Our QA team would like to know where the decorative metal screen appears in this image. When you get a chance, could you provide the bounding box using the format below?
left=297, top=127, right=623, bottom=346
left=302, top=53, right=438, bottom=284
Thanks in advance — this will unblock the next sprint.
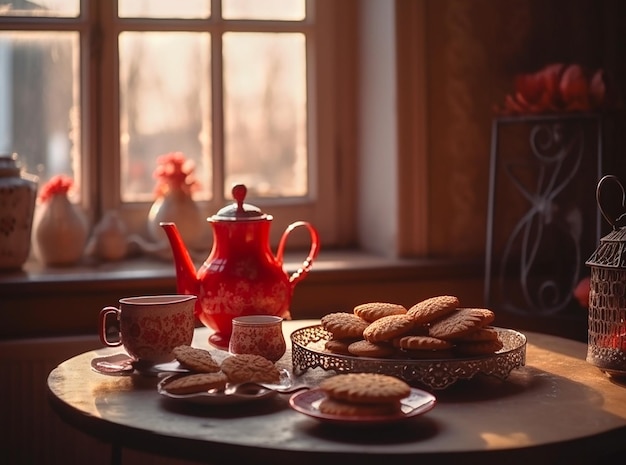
left=484, top=113, right=616, bottom=317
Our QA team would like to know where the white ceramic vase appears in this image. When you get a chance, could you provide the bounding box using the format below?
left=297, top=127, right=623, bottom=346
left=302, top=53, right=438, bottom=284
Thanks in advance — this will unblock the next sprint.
left=147, top=188, right=207, bottom=252
left=85, top=210, right=128, bottom=261
left=33, top=193, right=89, bottom=266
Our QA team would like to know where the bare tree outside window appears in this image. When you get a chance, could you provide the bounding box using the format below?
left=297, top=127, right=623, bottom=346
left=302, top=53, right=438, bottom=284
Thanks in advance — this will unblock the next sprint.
left=0, top=0, right=339, bottom=249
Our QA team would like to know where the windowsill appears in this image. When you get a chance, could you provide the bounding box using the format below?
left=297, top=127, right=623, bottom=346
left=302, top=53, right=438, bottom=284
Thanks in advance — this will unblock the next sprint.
left=1, top=249, right=486, bottom=339
left=1, top=249, right=483, bottom=289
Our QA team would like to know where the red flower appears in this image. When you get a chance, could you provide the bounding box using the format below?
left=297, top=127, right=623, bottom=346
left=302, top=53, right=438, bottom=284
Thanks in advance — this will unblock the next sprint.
left=495, top=63, right=616, bottom=115
left=153, top=152, right=200, bottom=197
left=574, top=276, right=591, bottom=309
left=38, top=175, right=74, bottom=203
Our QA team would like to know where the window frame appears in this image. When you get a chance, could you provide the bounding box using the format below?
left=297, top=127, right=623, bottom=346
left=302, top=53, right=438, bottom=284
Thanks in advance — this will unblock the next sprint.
left=2, top=1, right=435, bottom=258
left=0, top=0, right=356, bottom=251
left=89, top=0, right=353, bottom=248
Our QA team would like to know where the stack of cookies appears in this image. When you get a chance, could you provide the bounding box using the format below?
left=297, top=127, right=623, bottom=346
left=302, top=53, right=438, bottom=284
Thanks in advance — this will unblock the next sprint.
left=317, top=373, right=412, bottom=417
left=162, top=345, right=281, bottom=395
left=320, top=295, right=503, bottom=360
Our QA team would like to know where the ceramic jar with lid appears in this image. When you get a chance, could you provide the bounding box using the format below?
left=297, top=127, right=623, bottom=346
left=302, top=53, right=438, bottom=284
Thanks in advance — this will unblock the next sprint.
left=585, top=175, right=626, bottom=377
left=0, top=153, right=38, bottom=271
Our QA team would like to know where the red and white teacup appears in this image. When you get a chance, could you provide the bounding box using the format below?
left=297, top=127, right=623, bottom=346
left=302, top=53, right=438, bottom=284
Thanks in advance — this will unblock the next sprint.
left=98, top=295, right=197, bottom=364
left=228, top=315, right=286, bottom=362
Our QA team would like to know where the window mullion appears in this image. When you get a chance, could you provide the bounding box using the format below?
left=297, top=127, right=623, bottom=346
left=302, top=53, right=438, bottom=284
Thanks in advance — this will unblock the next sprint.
left=95, top=0, right=121, bottom=217
left=82, top=0, right=105, bottom=222
left=211, top=24, right=225, bottom=206
left=211, top=0, right=222, bottom=19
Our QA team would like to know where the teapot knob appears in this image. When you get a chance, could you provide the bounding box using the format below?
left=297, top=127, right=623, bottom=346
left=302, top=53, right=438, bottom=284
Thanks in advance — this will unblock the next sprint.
left=214, top=184, right=265, bottom=220
left=232, top=184, right=247, bottom=213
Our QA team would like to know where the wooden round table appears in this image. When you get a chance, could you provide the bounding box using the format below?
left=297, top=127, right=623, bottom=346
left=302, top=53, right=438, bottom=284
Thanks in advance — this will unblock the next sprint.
left=47, top=320, right=626, bottom=465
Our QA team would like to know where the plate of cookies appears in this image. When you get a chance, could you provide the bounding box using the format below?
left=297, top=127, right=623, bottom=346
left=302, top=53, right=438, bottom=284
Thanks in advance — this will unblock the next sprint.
left=291, top=296, right=527, bottom=390
left=157, top=347, right=295, bottom=405
left=289, top=373, right=436, bottom=425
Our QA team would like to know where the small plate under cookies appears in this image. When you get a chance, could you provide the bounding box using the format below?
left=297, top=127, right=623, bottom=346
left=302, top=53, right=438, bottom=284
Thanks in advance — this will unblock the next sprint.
left=157, top=368, right=295, bottom=405
left=289, top=388, right=436, bottom=426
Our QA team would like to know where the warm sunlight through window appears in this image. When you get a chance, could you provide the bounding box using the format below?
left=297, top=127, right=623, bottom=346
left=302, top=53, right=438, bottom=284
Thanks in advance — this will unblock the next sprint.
left=0, top=0, right=78, bottom=17
left=0, top=29, right=81, bottom=199
left=223, top=32, right=307, bottom=197
left=118, top=31, right=212, bottom=202
left=115, top=0, right=308, bottom=202
left=118, top=0, right=211, bottom=19
left=0, top=0, right=342, bottom=247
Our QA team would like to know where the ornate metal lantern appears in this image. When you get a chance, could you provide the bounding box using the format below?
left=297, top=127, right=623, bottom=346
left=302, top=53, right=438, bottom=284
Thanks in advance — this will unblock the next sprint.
left=585, top=175, right=626, bottom=377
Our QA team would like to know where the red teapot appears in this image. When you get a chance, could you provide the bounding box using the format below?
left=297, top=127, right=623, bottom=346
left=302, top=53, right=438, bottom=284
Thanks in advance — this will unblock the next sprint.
left=161, top=184, right=320, bottom=349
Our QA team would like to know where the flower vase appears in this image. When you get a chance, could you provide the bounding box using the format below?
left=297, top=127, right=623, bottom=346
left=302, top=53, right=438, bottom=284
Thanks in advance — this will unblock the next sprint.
left=147, top=188, right=206, bottom=252
left=0, top=153, right=38, bottom=271
left=34, top=193, right=89, bottom=266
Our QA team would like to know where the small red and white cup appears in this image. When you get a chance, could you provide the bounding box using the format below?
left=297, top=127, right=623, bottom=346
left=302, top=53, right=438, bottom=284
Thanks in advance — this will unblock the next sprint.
left=228, top=315, right=286, bottom=362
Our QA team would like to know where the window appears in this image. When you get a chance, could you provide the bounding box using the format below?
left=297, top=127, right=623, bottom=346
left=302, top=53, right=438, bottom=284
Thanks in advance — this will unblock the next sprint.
left=0, top=0, right=349, bottom=249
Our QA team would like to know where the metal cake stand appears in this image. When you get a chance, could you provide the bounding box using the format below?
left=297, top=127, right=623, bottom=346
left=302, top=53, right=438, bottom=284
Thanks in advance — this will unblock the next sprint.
left=290, top=325, right=527, bottom=390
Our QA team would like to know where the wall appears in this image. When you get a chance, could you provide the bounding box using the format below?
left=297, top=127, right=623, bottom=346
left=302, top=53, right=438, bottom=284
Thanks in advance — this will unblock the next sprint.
left=357, top=1, right=399, bottom=257
left=423, top=0, right=626, bottom=259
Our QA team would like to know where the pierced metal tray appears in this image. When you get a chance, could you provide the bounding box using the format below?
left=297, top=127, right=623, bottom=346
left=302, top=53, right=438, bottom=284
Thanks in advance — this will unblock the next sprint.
left=290, top=325, right=526, bottom=390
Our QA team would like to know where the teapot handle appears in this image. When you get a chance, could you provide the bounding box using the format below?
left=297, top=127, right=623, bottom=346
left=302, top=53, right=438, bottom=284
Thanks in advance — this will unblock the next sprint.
left=276, top=221, right=321, bottom=286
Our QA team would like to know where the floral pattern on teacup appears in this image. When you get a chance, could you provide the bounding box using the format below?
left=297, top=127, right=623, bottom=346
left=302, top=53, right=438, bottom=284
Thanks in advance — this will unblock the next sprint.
left=229, top=316, right=286, bottom=362
left=122, top=310, right=194, bottom=363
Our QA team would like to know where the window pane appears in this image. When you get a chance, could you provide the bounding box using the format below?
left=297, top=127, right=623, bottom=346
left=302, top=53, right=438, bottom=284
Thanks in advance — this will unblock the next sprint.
left=118, top=0, right=210, bottom=19
left=222, top=0, right=305, bottom=20
left=0, top=31, right=81, bottom=195
left=0, top=0, right=79, bottom=17
left=119, top=32, right=211, bottom=202
left=223, top=33, right=307, bottom=198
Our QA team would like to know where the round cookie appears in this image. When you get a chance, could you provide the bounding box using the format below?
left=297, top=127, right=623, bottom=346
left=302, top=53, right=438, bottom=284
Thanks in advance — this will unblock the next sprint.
left=455, top=338, right=504, bottom=356
left=324, top=339, right=354, bottom=356
left=347, top=340, right=395, bottom=358
left=321, top=312, right=370, bottom=339
left=398, top=348, right=455, bottom=360
left=455, top=326, right=499, bottom=342
left=319, top=373, right=411, bottom=405
left=428, top=308, right=495, bottom=340
left=363, top=314, right=415, bottom=343
left=401, top=324, right=430, bottom=336
left=353, top=302, right=407, bottom=322
left=392, top=335, right=453, bottom=351
left=220, top=354, right=281, bottom=384
left=172, top=345, right=221, bottom=373
left=163, top=372, right=228, bottom=395
left=318, top=397, right=401, bottom=416
left=407, top=295, right=460, bottom=325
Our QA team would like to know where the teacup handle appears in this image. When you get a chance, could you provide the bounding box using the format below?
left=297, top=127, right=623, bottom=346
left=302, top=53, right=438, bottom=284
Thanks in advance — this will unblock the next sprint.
left=276, top=220, right=321, bottom=286
left=99, top=306, right=123, bottom=347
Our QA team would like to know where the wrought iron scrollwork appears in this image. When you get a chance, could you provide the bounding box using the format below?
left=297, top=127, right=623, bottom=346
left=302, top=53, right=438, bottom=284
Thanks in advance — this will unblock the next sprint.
left=485, top=114, right=605, bottom=317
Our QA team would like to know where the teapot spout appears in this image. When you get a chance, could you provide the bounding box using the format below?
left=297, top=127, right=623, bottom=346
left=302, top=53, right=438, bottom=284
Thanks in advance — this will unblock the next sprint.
left=160, top=222, right=200, bottom=297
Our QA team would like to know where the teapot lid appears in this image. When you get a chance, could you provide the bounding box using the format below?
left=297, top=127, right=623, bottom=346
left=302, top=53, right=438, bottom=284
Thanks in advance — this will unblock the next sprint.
left=586, top=175, right=626, bottom=269
left=211, top=184, right=270, bottom=221
left=0, top=153, right=21, bottom=177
